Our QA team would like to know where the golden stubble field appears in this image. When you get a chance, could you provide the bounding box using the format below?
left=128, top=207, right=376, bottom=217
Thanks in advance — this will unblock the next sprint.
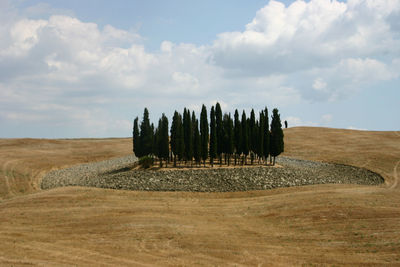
left=0, top=127, right=399, bottom=266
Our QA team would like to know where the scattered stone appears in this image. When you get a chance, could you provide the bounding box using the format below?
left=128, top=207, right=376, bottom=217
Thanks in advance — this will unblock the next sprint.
left=41, top=155, right=384, bottom=192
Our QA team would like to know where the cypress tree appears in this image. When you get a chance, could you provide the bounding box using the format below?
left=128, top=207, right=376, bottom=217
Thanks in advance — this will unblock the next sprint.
left=193, top=117, right=201, bottom=166
left=233, top=109, right=241, bottom=166
left=133, top=117, right=141, bottom=157
left=200, top=104, right=209, bottom=166
left=139, top=108, right=153, bottom=156
left=155, top=119, right=161, bottom=166
left=151, top=123, right=155, bottom=156
left=209, top=106, right=217, bottom=167
left=170, top=111, right=179, bottom=166
left=162, top=114, right=169, bottom=166
left=241, top=110, right=249, bottom=165
left=258, top=111, right=265, bottom=163
left=156, top=114, right=169, bottom=167
left=270, top=108, right=284, bottom=165
left=183, top=108, right=193, bottom=164
left=223, top=113, right=234, bottom=166
left=263, top=107, right=270, bottom=164
left=176, top=113, right=184, bottom=164
left=215, top=102, right=223, bottom=165
left=249, top=109, right=256, bottom=165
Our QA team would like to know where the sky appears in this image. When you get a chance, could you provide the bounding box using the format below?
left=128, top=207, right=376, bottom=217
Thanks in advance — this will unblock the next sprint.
left=0, top=0, right=399, bottom=138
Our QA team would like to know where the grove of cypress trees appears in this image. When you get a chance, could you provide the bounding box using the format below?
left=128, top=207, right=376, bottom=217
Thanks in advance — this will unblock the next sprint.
left=270, top=108, right=284, bottom=165
left=133, top=117, right=141, bottom=157
left=233, top=109, right=241, bottom=166
left=133, top=104, right=283, bottom=169
left=215, top=102, right=223, bottom=165
left=209, top=106, right=217, bottom=167
left=139, top=108, right=153, bottom=156
left=241, top=110, right=249, bottom=165
left=200, top=104, right=209, bottom=166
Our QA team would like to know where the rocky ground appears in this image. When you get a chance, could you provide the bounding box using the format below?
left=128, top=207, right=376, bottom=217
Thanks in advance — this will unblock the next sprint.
left=41, top=155, right=384, bottom=192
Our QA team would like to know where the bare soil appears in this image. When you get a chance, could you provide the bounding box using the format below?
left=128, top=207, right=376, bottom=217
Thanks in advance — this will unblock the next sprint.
left=0, top=127, right=399, bottom=266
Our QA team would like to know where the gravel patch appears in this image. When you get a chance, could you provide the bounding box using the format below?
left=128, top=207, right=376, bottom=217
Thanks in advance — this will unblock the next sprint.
left=41, top=155, right=384, bottom=192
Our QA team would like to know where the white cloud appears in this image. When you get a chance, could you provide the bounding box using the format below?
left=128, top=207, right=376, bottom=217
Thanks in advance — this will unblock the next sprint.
left=312, top=78, right=328, bottom=92
left=211, top=0, right=400, bottom=100
left=347, top=126, right=367, bottom=131
left=284, top=116, right=319, bottom=127
left=322, top=114, right=333, bottom=124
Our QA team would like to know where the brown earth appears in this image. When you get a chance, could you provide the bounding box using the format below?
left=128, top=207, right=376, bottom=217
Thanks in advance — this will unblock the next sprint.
left=0, top=127, right=399, bottom=266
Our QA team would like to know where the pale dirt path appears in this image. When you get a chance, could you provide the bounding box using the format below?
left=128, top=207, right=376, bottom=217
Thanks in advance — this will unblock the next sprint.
left=1, top=159, right=22, bottom=197
left=390, top=160, right=400, bottom=189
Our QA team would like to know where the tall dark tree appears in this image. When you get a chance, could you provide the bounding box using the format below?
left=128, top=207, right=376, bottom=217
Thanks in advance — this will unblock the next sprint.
left=241, top=110, right=249, bottom=165
left=233, top=109, right=241, bottom=165
left=157, top=114, right=169, bottom=167
left=176, top=113, right=185, bottom=164
left=223, top=113, right=234, bottom=166
left=249, top=109, right=256, bottom=164
left=200, top=105, right=209, bottom=166
left=270, top=108, right=284, bottom=165
left=183, top=108, right=193, bottom=164
left=139, top=108, right=153, bottom=156
left=263, top=107, right=270, bottom=164
left=150, top=123, right=155, bottom=156
left=154, top=125, right=159, bottom=161
left=133, top=117, right=141, bottom=157
left=170, top=111, right=179, bottom=166
left=209, top=106, right=217, bottom=167
left=193, top=117, right=201, bottom=166
left=258, top=111, right=265, bottom=163
left=215, top=102, right=223, bottom=165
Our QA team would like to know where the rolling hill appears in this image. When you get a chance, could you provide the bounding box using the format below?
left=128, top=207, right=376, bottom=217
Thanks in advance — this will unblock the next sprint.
left=0, top=127, right=399, bottom=266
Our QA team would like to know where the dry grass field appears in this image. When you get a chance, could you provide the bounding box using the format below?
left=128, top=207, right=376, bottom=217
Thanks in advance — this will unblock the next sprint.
left=0, top=127, right=399, bottom=266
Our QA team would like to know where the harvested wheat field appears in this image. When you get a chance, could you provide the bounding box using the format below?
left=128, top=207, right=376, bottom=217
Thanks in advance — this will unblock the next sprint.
left=0, top=127, right=399, bottom=266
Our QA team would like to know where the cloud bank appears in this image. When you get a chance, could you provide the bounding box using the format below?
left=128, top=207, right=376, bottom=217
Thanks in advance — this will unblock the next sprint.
left=0, top=0, right=399, bottom=137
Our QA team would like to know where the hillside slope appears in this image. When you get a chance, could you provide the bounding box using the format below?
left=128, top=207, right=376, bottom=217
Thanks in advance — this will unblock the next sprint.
left=0, top=127, right=399, bottom=266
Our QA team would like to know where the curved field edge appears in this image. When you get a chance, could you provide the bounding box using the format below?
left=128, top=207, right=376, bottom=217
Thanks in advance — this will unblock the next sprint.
left=283, top=127, right=400, bottom=189
left=0, top=138, right=132, bottom=199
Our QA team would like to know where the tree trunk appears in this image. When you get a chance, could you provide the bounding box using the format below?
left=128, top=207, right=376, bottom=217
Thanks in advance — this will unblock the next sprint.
left=273, top=156, right=276, bottom=166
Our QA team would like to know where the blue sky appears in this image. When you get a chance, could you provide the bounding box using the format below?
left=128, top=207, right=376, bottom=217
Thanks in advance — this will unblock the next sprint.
left=0, top=0, right=399, bottom=138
